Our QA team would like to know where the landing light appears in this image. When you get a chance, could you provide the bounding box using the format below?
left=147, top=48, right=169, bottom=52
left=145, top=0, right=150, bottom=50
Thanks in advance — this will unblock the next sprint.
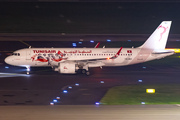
left=27, top=68, right=30, bottom=71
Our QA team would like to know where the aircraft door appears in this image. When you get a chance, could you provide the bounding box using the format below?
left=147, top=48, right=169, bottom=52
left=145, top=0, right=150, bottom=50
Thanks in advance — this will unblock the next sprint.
left=26, top=49, right=31, bottom=60
left=137, top=49, right=144, bottom=61
left=137, top=54, right=143, bottom=60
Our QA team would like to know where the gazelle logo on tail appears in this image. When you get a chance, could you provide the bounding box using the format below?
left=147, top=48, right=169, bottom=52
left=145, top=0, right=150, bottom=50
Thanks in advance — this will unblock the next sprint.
left=158, top=25, right=168, bottom=42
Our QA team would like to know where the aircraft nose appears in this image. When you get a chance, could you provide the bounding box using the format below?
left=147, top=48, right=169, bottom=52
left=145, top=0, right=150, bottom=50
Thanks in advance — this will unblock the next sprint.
left=5, top=56, right=12, bottom=65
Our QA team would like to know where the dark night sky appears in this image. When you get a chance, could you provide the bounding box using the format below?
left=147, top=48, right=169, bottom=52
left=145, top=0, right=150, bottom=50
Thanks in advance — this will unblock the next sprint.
left=0, top=2, right=180, bottom=34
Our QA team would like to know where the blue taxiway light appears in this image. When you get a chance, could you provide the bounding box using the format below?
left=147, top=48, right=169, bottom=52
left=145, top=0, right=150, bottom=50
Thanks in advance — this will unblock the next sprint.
left=5, top=66, right=9, bottom=69
left=68, top=86, right=72, bottom=89
left=75, top=83, right=79, bottom=86
left=50, top=102, right=54, bottom=105
left=100, top=81, right=104, bottom=83
left=95, top=102, right=100, bottom=105
left=143, top=67, right=146, bottom=69
left=56, top=97, right=60, bottom=99
left=107, top=39, right=111, bottom=42
left=72, top=43, right=77, bottom=47
left=138, top=80, right=142, bottom=82
left=128, top=40, right=131, bottom=42
left=90, top=40, right=94, bottom=43
left=78, top=42, right=82, bottom=44
left=141, top=102, right=145, bottom=104
left=63, top=90, right=67, bottom=93
left=53, top=99, right=58, bottom=103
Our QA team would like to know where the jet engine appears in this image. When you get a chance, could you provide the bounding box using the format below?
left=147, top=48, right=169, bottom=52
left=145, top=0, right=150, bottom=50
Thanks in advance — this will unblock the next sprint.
left=53, top=62, right=79, bottom=74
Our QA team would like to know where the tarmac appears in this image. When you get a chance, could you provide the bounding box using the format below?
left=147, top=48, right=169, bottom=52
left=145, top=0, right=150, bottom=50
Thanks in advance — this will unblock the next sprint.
left=0, top=38, right=180, bottom=119
left=1, top=105, right=180, bottom=120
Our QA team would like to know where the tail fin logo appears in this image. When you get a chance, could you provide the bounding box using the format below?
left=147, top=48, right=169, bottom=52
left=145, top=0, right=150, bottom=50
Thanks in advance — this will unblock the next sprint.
left=158, top=25, right=168, bottom=41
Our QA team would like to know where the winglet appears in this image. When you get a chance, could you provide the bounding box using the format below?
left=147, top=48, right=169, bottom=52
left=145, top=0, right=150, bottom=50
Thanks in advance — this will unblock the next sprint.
left=94, top=42, right=100, bottom=48
left=110, top=47, right=123, bottom=59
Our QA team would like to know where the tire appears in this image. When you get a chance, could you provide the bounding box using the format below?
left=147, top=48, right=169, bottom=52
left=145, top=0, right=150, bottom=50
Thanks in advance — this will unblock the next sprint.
left=82, top=69, right=86, bottom=74
left=85, top=71, right=90, bottom=76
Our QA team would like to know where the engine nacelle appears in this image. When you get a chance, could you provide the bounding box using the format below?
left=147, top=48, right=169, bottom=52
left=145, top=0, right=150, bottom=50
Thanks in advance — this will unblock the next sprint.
left=54, top=62, right=78, bottom=74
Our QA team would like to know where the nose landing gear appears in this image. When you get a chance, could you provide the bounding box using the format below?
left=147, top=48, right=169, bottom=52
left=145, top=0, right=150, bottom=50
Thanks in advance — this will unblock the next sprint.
left=26, top=66, right=30, bottom=74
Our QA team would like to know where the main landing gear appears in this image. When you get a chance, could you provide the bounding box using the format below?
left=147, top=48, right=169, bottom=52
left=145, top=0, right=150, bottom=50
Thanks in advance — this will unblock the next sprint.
left=80, top=65, right=90, bottom=76
left=81, top=69, right=90, bottom=76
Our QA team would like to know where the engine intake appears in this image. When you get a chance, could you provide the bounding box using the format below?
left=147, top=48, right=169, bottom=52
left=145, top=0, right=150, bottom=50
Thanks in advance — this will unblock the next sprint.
left=54, top=62, right=78, bottom=74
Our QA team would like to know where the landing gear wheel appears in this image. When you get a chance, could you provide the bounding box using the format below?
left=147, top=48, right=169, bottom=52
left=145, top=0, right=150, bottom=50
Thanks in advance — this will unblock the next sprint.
left=82, top=69, right=86, bottom=74
left=85, top=71, right=90, bottom=76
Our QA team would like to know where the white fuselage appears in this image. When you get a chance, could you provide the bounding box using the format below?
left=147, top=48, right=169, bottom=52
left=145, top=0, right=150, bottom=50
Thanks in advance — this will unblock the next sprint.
left=4, top=47, right=174, bottom=68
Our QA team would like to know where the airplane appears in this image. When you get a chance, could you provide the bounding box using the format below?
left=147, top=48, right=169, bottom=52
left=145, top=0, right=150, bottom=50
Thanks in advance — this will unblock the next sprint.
left=5, top=21, right=174, bottom=75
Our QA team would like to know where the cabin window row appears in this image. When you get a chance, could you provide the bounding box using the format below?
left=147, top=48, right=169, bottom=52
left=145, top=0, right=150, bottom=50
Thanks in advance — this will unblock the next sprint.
left=37, top=53, right=132, bottom=56
left=66, top=54, right=132, bottom=56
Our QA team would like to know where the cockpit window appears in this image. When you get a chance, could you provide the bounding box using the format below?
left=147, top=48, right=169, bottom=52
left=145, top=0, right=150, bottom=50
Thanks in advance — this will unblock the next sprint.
left=12, top=53, right=20, bottom=56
